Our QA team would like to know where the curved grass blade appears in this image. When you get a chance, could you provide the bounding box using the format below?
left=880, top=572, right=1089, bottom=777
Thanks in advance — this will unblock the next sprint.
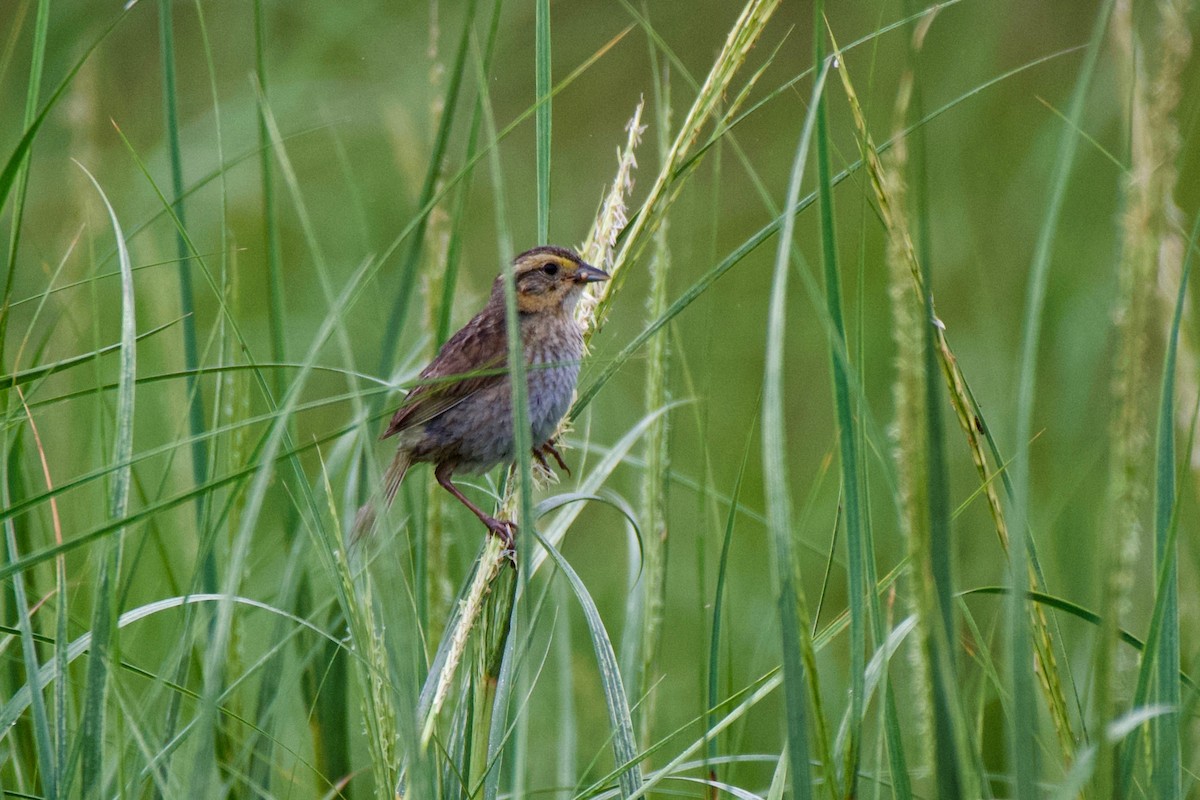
left=0, top=593, right=355, bottom=730
left=762, top=51, right=832, bottom=800
left=960, top=586, right=1199, bottom=694
left=74, top=163, right=136, bottom=798
left=530, top=527, right=643, bottom=797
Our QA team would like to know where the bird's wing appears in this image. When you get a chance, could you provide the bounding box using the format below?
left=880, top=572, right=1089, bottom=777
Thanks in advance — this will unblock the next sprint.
left=382, top=309, right=509, bottom=439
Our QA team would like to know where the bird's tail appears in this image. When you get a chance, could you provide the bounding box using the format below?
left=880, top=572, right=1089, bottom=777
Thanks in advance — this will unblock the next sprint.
left=350, top=449, right=413, bottom=544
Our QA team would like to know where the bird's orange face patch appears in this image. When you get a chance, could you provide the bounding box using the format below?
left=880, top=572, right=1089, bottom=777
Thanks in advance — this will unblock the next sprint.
left=514, top=252, right=584, bottom=312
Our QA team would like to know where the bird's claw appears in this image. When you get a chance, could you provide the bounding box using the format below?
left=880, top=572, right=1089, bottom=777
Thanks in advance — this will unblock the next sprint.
left=484, top=516, right=517, bottom=553
left=535, top=441, right=571, bottom=476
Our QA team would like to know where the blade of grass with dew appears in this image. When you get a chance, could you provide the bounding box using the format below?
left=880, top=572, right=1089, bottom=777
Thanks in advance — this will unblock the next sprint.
left=120, top=62, right=298, bottom=784
left=8, top=260, right=79, bottom=789
left=18, top=389, right=70, bottom=792
left=763, top=53, right=833, bottom=800
left=1009, top=2, right=1113, bottom=794
left=74, top=165, right=136, bottom=798
left=110, top=125, right=302, bottom=460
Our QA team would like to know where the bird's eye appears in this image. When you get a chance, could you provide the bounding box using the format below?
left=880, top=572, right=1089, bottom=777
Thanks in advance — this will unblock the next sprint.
left=541, top=263, right=560, bottom=277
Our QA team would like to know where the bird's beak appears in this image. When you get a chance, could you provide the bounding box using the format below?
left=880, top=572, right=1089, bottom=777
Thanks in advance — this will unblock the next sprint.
left=574, top=263, right=610, bottom=283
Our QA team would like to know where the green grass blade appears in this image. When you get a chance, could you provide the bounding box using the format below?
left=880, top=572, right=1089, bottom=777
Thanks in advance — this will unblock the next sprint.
left=573, top=42, right=1079, bottom=421
left=438, top=0, right=503, bottom=348
left=707, top=426, right=753, bottom=778
left=2, top=435, right=58, bottom=800
left=0, top=12, right=125, bottom=220
left=961, top=586, right=1198, bottom=691
left=254, top=0, right=286, bottom=384
left=158, top=0, right=210, bottom=562
left=1119, top=208, right=1200, bottom=799
left=374, top=0, right=479, bottom=379
left=75, top=164, right=136, bottom=798
left=535, top=0, right=551, bottom=243
left=0, top=318, right=179, bottom=390
left=763, top=53, right=832, bottom=800
left=1008, top=2, right=1112, bottom=794
left=1, top=0, right=48, bottom=359
left=1145, top=215, right=1197, bottom=797
left=812, top=7, right=864, bottom=792
left=530, top=528, right=643, bottom=797
left=471, top=27, right=535, bottom=796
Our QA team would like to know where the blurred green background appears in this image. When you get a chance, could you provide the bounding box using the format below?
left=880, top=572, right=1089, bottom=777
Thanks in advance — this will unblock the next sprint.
left=3, top=0, right=1200, bottom=797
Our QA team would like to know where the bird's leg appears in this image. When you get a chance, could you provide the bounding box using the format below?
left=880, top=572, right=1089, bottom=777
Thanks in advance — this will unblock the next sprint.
left=434, top=461, right=516, bottom=550
left=531, top=447, right=552, bottom=474
left=537, top=439, right=571, bottom=476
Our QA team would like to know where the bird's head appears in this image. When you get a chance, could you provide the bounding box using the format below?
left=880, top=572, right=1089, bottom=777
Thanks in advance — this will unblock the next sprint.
left=491, top=246, right=609, bottom=314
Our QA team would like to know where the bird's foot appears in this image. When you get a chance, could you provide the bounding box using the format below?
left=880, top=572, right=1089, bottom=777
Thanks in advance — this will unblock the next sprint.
left=531, top=448, right=552, bottom=475
left=483, top=516, right=517, bottom=555
left=537, top=441, right=571, bottom=476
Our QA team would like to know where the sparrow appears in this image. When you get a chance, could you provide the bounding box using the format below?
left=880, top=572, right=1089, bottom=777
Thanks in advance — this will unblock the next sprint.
left=354, top=245, right=609, bottom=547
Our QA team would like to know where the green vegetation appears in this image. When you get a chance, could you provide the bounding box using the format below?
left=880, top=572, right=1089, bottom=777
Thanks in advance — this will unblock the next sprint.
left=1, top=1, right=1198, bottom=797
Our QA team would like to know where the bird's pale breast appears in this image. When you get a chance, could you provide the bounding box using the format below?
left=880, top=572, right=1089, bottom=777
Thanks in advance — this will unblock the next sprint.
left=404, top=316, right=583, bottom=474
